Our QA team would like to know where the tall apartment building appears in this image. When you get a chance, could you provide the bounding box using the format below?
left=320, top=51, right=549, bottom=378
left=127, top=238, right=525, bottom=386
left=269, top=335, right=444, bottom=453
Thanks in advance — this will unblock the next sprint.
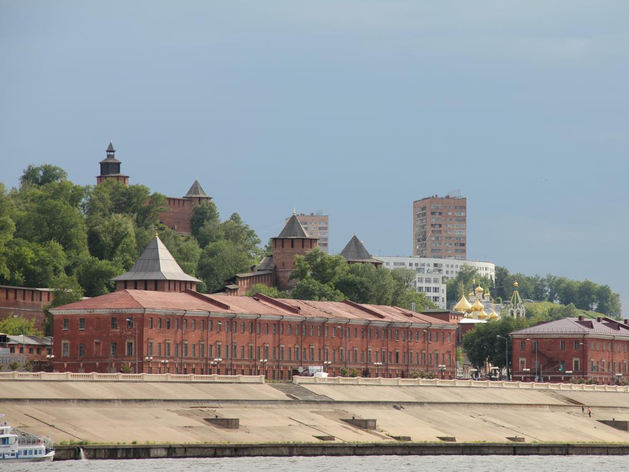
left=413, top=193, right=466, bottom=259
left=288, top=212, right=329, bottom=253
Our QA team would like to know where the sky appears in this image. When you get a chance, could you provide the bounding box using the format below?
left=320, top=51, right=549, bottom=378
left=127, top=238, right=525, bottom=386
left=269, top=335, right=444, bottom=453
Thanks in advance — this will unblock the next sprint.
left=1, top=1, right=628, bottom=311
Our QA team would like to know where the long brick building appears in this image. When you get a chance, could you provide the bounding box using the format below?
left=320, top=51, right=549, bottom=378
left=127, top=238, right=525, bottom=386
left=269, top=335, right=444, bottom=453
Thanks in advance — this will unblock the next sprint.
left=511, top=316, right=629, bottom=384
left=50, top=236, right=458, bottom=379
left=0, top=285, right=54, bottom=329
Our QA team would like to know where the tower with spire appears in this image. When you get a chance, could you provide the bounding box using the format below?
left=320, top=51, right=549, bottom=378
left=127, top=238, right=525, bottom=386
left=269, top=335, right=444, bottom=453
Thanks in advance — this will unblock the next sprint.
left=96, top=141, right=129, bottom=186
left=112, top=235, right=201, bottom=292
left=272, top=211, right=319, bottom=291
left=339, top=235, right=382, bottom=268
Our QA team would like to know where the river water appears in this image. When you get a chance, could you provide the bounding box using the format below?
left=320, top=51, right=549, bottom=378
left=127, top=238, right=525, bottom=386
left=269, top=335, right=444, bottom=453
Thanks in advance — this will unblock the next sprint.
left=11, top=455, right=629, bottom=472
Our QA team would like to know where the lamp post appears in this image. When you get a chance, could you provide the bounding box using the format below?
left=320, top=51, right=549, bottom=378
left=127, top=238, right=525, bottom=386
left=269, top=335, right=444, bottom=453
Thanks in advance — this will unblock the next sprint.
left=259, top=358, right=268, bottom=379
left=210, top=357, right=223, bottom=375
left=526, top=338, right=539, bottom=382
left=46, top=354, right=54, bottom=372
left=160, top=359, right=169, bottom=373
left=374, top=361, right=383, bottom=378
left=323, top=360, right=332, bottom=374
left=438, top=364, right=446, bottom=379
left=496, top=335, right=510, bottom=381
left=144, top=356, right=153, bottom=374
left=470, top=368, right=478, bottom=380
left=126, top=317, right=138, bottom=374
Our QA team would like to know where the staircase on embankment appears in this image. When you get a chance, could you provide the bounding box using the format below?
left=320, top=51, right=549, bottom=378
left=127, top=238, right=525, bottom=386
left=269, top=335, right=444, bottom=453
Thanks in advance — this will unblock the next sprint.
left=269, top=383, right=333, bottom=401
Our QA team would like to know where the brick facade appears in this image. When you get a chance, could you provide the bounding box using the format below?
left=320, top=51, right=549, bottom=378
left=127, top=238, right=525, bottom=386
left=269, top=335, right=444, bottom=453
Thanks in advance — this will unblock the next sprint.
left=272, top=237, right=317, bottom=291
left=511, top=317, right=629, bottom=385
left=0, top=285, right=54, bottom=329
left=51, top=291, right=458, bottom=379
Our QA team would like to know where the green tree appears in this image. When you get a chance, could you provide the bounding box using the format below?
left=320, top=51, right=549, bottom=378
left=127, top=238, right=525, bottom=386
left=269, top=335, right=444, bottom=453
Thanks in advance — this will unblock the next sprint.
left=43, top=274, right=84, bottom=336
left=246, top=284, right=281, bottom=298
left=0, top=316, right=42, bottom=336
left=3, top=239, right=67, bottom=287
left=198, top=240, right=253, bottom=293
left=75, top=255, right=121, bottom=297
left=190, top=201, right=220, bottom=239
left=20, top=164, right=68, bottom=187
left=292, top=278, right=345, bottom=302
left=291, top=248, right=347, bottom=285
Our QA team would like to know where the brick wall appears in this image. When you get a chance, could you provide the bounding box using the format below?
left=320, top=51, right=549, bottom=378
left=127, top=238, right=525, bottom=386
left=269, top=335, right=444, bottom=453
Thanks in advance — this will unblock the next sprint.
left=272, top=238, right=318, bottom=291
left=0, top=286, right=54, bottom=329
left=53, top=311, right=457, bottom=378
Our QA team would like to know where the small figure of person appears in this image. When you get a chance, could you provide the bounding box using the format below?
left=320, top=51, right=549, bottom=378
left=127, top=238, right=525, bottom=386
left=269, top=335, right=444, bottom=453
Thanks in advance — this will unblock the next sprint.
left=588, top=407, right=592, bottom=418
left=582, top=406, right=585, bottom=415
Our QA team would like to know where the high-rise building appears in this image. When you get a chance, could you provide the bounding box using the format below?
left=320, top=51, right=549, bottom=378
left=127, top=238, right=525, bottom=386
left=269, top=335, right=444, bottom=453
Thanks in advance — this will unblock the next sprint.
left=288, top=212, right=329, bottom=253
left=413, top=193, right=466, bottom=260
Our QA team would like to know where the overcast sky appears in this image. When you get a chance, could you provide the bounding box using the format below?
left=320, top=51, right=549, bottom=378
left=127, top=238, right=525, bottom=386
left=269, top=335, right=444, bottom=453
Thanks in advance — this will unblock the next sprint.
left=2, top=2, right=627, bottom=311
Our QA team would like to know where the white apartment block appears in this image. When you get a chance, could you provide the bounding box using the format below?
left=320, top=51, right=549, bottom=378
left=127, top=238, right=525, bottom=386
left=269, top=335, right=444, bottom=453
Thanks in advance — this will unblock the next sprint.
left=377, top=256, right=496, bottom=309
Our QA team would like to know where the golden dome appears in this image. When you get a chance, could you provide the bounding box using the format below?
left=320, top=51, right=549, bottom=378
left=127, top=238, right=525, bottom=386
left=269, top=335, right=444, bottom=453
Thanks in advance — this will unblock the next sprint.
left=514, top=281, right=519, bottom=288
left=475, top=286, right=484, bottom=293
left=468, top=292, right=474, bottom=299
left=454, top=295, right=472, bottom=312
left=478, top=310, right=488, bottom=320
left=488, top=309, right=499, bottom=320
left=471, top=299, right=485, bottom=311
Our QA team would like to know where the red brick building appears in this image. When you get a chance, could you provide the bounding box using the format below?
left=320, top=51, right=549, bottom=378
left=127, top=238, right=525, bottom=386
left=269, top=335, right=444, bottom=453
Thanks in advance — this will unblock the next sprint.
left=50, top=236, right=458, bottom=378
left=0, top=285, right=54, bottom=329
left=96, top=142, right=212, bottom=235
left=511, top=316, right=629, bottom=384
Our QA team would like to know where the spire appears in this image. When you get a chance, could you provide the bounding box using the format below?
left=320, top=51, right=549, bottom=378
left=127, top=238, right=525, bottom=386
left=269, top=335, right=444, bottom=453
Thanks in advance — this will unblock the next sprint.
left=507, top=280, right=526, bottom=318
left=276, top=214, right=312, bottom=239
left=340, top=235, right=381, bottom=263
left=113, top=235, right=201, bottom=283
left=106, top=141, right=115, bottom=153
left=184, top=179, right=209, bottom=198
left=293, top=206, right=296, bottom=216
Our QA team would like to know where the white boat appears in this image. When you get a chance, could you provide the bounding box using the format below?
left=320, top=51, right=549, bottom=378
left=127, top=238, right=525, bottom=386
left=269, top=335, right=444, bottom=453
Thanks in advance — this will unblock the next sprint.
left=0, top=416, right=55, bottom=462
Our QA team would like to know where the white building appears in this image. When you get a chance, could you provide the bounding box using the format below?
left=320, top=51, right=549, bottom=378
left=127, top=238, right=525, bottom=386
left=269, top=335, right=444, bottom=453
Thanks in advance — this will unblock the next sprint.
left=377, top=256, right=496, bottom=309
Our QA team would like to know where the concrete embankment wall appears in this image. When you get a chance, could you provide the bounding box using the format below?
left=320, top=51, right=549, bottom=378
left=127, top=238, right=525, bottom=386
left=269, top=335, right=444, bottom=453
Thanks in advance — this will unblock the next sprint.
left=55, top=443, right=629, bottom=461
left=2, top=380, right=629, bottom=448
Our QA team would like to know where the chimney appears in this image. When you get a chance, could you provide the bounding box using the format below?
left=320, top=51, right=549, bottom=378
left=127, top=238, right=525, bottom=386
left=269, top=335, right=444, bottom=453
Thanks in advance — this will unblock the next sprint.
left=597, top=317, right=602, bottom=323
left=578, top=315, right=584, bottom=321
left=624, top=319, right=629, bottom=326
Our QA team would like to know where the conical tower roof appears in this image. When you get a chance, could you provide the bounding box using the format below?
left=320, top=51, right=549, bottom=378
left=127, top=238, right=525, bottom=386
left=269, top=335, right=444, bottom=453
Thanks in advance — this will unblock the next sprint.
left=113, top=236, right=201, bottom=282
left=106, top=141, right=115, bottom=152
left=184, top=179, right=209, bottom=198
left=100, top=140, right=121, bottom=164
left=340, top=235, right=382, bottom=264
left=276, top=214, right=314, bottom=239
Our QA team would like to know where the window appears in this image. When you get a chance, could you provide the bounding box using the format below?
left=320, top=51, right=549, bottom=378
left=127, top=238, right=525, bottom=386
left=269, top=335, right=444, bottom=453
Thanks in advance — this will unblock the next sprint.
left=63, top=319, right=70, bottom=330
left=126, top=317, right=134, bottom=328
left=573, top=358, right=580, bottom=372
left=110, top=342, right=118, bottom=357
left=574, top=340, right=580, bottom=350
left=166, top=318, right=171, bottom=330
left=79, top=318, right=85, bottom=330
left=126, top=341, right=133, bottom=357
left=520, top=341, right=525, bottom=351
left=519, top=358, right=526, bottom=371
left=157, top=318, right=162, bottom=329
left=78, top=343, right=85, bottom=356
left=560, top=340, right=566, bottom=350
left=149, top=317, right=154, bottom=329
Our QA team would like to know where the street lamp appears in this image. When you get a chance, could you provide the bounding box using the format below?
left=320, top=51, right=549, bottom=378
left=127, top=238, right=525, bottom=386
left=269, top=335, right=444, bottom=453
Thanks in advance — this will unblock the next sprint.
left=210, top=357, right=223, bottom=375
left=374, top=362, right=383, bottom=378
left=259, top=358, right=268, bottom=379
left=470, top=368, right=478, bottom=380
left=496, top=335, right=510, bottom=381
left=160, top=359, right=169, bottom=373
left=46, top=354, right=54, bottom=372
left=126, top=317, right=138, bottom=373
left=438, top=364, right=446, bottom=379
left=144, top=356, right=153, bottom=373
left=526, top=338, right=539, bottom=382
left=323, top=361, right=332, bottom=373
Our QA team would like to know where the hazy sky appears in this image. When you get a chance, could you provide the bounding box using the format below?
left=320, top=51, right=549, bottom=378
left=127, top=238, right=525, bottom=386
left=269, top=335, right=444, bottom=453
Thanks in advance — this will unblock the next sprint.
left=2, top=2, right=628, bottom=311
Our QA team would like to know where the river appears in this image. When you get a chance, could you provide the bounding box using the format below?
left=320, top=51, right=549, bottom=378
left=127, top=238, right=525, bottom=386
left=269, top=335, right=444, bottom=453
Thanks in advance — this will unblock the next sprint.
left=12, top=455, right=629, bottom=472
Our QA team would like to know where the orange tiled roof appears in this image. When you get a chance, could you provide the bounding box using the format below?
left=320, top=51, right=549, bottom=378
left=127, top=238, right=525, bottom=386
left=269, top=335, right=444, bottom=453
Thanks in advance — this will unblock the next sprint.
left=51, top=290, right=455, bottom=327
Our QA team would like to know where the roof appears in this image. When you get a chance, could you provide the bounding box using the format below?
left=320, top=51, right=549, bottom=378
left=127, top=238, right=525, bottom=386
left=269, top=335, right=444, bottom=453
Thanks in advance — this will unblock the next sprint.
left=50, top=290, right=455, bottom=327
left=511, top=317, right=629, bottom=338
left=256, top=256, right=276, bottom=272
left=184, top=179, right=209, bottom=198
left=112, top=236, right=201, bottom=283
left=7, top=335, right=52, bottom=346
left=276, top=214, right=313, bottom=239
left=106, top=141, right=115, bottom=152
left=340, top=236, right=382, bottom=264
left=0, top=285, right=53, bottom=292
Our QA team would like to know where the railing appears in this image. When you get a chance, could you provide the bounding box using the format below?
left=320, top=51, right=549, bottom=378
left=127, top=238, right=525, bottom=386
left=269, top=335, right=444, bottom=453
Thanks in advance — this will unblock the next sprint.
left=0, top=371, right=265, bottom=383
left=293, top=376, right=629, bottom=393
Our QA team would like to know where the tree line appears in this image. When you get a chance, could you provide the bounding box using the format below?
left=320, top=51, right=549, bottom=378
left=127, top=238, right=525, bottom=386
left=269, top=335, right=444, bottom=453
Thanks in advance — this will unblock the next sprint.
left=446, top=265, right=621, bottom=318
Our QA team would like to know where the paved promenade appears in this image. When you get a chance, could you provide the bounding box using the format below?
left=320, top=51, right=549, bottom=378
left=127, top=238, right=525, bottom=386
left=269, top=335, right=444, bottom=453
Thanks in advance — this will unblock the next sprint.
left=1, top=375, right=628, bottom=445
